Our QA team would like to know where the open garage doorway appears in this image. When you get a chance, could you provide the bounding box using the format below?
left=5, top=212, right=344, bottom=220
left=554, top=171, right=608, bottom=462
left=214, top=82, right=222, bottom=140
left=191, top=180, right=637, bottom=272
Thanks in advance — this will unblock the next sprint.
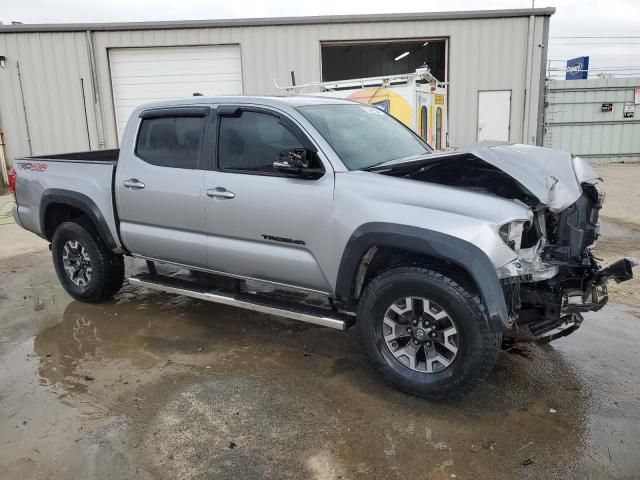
left=321, top=39, right=447, bottom=83
left=318, top=38, right=448, bottom=150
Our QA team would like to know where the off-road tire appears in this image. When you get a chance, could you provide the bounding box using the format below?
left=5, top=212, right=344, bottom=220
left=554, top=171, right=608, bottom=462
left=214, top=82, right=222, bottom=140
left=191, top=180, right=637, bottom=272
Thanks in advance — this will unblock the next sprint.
left=357, top=266, right=501, bottom=400
left=51, top=218, right=124, bottom=303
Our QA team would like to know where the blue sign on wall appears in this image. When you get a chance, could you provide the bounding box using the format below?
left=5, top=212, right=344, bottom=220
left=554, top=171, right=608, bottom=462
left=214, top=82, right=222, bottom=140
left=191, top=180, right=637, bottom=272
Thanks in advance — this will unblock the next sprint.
left=566, top=56, right=589, bottom=80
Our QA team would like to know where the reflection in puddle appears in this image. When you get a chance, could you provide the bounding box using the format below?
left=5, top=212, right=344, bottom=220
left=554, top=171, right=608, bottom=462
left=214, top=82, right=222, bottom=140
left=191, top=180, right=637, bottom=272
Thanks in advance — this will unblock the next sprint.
left=36, top=302, right=143, bottom=393
left=33, top=288, right=317, bottom=395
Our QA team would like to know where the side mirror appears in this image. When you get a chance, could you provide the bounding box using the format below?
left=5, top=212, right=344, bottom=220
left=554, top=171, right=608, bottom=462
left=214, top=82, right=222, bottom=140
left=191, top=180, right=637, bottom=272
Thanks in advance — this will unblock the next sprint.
left=273, top=149, right=324, bottom=179
left=273, top=149, right=310, bottom=171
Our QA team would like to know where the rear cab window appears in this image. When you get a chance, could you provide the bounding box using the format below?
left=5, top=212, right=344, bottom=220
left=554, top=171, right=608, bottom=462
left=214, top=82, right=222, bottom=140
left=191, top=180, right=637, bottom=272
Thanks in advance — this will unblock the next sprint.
left=135, top=115, right=206, bottom=169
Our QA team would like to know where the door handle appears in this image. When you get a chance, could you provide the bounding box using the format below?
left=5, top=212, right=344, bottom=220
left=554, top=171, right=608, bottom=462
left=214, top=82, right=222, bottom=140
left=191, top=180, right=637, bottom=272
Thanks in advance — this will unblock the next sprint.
left=206, top=187, right=235, bottom=199
left=123, top=178, right=146, bottom=190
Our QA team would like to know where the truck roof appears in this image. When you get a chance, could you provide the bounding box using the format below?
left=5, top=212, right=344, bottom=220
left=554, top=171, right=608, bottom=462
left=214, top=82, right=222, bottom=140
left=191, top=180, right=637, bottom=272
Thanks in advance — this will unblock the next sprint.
left=137, top=95, right=358, bottom=111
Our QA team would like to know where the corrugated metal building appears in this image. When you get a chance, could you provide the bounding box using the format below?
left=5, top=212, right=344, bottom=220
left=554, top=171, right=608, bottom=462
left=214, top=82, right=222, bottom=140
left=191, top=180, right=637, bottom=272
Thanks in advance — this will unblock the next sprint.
left=0, top=8, right=553, bottom=166
left=543, top=78, right=640, bottom=164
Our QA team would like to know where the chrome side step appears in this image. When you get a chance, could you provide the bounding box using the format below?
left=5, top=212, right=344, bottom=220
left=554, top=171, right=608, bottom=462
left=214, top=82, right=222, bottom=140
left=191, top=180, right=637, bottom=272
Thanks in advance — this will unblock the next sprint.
left=128, top=273, right=350, bottom=331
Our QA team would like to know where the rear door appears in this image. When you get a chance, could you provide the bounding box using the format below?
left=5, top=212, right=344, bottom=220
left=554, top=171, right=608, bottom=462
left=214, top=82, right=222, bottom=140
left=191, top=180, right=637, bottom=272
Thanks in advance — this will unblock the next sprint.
left=203, top=106, right=334, bottom=293
left=115, top=106, right=210, bottom=267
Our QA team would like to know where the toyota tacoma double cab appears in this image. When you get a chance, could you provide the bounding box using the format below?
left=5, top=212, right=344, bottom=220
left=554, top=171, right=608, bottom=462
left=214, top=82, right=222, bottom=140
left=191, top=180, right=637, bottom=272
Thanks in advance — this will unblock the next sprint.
left=10, top=96, right=635, bottom=400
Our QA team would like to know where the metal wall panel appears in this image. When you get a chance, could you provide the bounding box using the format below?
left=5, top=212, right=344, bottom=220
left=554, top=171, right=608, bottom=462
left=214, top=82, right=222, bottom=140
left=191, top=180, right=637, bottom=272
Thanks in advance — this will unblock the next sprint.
left=90, top=15, right=547, bottom=149
left=0, top=31, right=99, bottom=163
left=0, top=13, right=549, bottom=164
left=544, top=78, right=640, bottom=164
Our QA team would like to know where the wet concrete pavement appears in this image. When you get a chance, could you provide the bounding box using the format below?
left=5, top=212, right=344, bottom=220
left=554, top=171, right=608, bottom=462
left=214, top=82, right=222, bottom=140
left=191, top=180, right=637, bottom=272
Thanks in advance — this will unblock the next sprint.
left=1, top=245, right=639, bottom=479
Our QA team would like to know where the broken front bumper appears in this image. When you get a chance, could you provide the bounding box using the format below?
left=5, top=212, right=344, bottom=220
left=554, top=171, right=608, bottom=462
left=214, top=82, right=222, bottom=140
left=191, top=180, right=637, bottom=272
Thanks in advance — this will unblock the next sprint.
left=504, top=257, right=635, bottom=344
left=566, top=257, right=636, bottom=313
left=519, top=257, right=636, bottom=315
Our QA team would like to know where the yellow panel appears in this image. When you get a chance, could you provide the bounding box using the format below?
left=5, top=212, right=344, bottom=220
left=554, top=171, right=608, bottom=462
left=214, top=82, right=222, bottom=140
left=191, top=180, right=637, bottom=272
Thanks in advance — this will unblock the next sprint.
left=346, top=88, right=413, bottom=127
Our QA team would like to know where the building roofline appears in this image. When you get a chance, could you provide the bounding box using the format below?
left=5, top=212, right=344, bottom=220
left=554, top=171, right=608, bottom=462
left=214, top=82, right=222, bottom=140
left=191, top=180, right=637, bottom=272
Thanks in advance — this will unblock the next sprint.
left=0, top=8, right=556, bottom=33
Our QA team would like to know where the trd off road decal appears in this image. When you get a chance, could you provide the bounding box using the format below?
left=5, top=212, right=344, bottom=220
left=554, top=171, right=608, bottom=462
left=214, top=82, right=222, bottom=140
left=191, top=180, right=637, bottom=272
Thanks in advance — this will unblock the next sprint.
left=17, top=162, right=48, bottom=172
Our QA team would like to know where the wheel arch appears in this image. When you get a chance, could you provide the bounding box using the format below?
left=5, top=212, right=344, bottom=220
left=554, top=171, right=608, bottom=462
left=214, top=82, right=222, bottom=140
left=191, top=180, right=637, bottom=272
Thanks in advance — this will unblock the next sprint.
left=40, top=189, right=117, bottom=250
left=335, top=223, right=510, bottom=331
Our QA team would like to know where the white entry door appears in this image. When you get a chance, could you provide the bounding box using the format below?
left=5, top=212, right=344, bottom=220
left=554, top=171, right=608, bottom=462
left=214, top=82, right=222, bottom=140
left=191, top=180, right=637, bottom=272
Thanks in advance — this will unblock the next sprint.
left=109, top=45, right=243, bottom=142
left=477, top=90, right=511, bottom=142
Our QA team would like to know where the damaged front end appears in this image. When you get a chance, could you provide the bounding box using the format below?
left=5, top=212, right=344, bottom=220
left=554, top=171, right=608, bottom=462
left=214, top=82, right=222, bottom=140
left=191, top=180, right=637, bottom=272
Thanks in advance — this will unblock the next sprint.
left=370, top=145, right=636, bottom=345
left=501, top=181, right=636, bottom=345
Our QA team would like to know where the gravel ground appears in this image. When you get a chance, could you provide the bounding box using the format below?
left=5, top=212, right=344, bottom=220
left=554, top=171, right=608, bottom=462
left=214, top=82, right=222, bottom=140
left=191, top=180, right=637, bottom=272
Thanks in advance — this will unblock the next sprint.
left=0, top=165, right=639, bottom=479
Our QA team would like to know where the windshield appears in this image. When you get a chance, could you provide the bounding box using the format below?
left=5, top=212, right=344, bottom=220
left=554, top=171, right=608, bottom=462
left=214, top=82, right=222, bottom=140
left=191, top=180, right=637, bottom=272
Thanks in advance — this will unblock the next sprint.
left=297, top=104, right=433, bottom=170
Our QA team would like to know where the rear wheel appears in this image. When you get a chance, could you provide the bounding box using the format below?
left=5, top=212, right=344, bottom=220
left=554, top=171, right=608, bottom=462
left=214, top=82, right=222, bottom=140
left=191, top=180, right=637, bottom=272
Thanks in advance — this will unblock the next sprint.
left=51, top=218, right=124, bottom=303
left=357, top=266, right=501, bottom=400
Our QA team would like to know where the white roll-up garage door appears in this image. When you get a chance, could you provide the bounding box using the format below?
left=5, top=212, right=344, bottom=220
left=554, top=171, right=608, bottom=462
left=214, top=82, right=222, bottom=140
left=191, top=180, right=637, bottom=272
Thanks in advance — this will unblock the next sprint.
left=109, top=45, right=243, bottom=141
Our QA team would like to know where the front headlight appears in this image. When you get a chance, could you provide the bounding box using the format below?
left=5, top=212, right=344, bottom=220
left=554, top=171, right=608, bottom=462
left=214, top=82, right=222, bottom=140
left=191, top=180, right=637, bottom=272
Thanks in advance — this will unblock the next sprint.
left=496, top=218, right=559, bottom=281
left=499, top=220, right=528, bottom=251
left=497, top=256, right=559, bottom=281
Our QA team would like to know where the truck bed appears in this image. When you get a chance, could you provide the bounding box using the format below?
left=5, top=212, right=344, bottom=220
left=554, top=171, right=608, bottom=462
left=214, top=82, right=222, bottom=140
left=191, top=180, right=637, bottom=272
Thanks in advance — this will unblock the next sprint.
left=28, top=149, right=119, bottom=163
left=12, top=149, right=122, bottom=251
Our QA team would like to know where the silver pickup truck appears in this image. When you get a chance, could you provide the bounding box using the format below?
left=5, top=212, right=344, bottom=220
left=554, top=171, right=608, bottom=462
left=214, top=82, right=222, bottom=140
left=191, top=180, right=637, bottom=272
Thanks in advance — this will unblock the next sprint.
left=10, top=95, right=635, bottom=400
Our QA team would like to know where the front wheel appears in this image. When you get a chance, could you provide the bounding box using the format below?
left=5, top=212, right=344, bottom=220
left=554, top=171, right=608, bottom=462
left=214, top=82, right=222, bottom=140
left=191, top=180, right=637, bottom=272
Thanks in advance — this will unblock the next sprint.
left=51, top=218, right=124, bottom=303
left=357, top=267, right=501, bottom=400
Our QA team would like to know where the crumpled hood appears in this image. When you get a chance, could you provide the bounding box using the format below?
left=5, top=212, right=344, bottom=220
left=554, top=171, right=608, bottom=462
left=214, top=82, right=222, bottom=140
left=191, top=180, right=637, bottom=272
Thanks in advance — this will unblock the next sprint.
left=462, top=143, right=600, bottom=212
left=368, top=142, right=601, bottom=212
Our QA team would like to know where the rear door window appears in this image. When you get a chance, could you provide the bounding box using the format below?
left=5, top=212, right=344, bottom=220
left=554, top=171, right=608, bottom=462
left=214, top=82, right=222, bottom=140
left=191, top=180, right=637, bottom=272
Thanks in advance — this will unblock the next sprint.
left=136, top=116, right=205, bottom=169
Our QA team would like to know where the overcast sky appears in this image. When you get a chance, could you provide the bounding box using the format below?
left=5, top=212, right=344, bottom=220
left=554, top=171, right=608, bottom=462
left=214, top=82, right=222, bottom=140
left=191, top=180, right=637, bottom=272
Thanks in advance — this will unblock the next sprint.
left=1, top=0, right=638, bottom=78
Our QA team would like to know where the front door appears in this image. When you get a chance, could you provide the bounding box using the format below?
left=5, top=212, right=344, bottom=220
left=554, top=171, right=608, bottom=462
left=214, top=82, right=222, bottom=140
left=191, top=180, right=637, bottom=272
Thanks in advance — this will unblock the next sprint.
left=203, top=107, right=334, bottom=293
left=115, top=107, right=210, bottom=268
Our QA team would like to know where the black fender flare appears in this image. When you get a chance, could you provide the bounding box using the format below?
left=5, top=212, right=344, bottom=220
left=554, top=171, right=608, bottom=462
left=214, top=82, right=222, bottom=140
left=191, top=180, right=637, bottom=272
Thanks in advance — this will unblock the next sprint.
left=40, top=189, right=118, bottom=250
left=335, top=223, right=510, bottom=332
